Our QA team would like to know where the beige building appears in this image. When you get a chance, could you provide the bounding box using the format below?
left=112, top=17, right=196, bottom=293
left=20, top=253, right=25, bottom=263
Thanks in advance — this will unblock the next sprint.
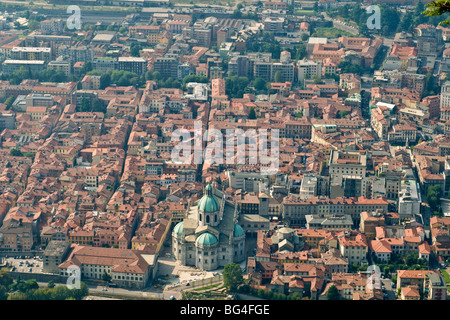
left=329, top=149, right=367, bottom=178
left=59, top=244, right=156, bottom=289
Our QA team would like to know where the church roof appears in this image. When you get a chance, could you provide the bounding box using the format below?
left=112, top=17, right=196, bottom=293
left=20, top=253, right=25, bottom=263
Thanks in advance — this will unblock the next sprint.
left=196, top=232, right=218, bottom=246
left=198, top=184, right=220, bottom=213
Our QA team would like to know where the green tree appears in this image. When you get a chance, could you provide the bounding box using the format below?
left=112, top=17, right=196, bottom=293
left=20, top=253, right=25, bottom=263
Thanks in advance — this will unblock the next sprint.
left=79, top=97, right=91, bottom=112
left=152, top=71, right=162, bottom=81
left=253, top=78, right=266, bottom=91
left=313, top=1, right=319, bottom=12
left=427, top=184, right=442, bottom=213
left=424, top=0, right=450, bottom=25
left=102, top=271, right=112, bottom=284
left=248, top=107, right=257, bottom=119
left=312, top=75, right=323, bottom=84
left=4, top=96, right=15, bottom=110
left=225, top=76, right=249, bottom=98
left=338, top=61, right=365, bottom=76
left=130, top=43, right=141, bottom=57
left=223, top=263, right=243, bottom=292
left=326, top=285, right=341, bottom=300
left=100, top=72, right=111, bottom=89
left=28, top=19, right=40, bottom=31
left=274, top=71, right=282, bottom=83
left=338, top=110, right=350, bottom=119
left=10, top=148, right=23, bottom=157
left=7, top=292, right=28, bottom=300
left=0, top=270, right=13, bottom=288
left=24, top=279, right=39, bottom=292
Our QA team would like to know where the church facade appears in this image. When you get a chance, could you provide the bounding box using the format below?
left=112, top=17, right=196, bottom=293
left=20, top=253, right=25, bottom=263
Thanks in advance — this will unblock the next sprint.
left=172, top=184, right=246, bottom=271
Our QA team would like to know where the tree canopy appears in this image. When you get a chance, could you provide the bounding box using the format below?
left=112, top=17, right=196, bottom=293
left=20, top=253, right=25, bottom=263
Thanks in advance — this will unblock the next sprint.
left=223, top=263, right=244, bottom=292
left=424, top=0, right=450, bottom=25
left=326, top=285, right=341, bottom=300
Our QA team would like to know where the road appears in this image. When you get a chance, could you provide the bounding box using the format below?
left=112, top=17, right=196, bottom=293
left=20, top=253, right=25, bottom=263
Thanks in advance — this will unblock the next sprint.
left=381, top=278, right=396, bottom=300
left=36, top=281, right=165, bottom=300
left=321, top=12, right=359, bottom=35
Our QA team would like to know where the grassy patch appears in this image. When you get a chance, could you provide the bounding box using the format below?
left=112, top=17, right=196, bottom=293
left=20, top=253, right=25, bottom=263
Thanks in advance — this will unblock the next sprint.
left=311, top=27, right=355, bottom=38
left=294, top=10, right=317, bottom=16
left=192, top=283, right=222, bottom=291
left=441, top=269, right=450, bottom=283
left=171, top=0, right=234, bottom=6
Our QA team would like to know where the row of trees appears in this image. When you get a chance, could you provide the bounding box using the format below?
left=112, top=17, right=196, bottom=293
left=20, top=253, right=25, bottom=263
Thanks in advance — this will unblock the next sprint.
left=0, top=67, right=69, bottom=86
left=223, top=263, right=304, bottom=300
left=9, top=148, right=33, bottom=158
left=328, top=4, right=400, bottom=37
left=225, top=75, right=250, bottom=98
left=427, top=184, right=443, bottom=216
left=248, top=35, right=307, bottom=62
left=87, top=69, right=145, bottom=89
left=401, top=1, right=450, bottom=33
left=338, top=61, right=366, bottom=76
left=77, top=97, right=106, bottom=113
left=373, top=253, right=430, bottom=276
left=237, top=284, right=304, bottom=300
left=0, top=270, right=88, bottom=300
left=329, top=1, right=450, bottom=37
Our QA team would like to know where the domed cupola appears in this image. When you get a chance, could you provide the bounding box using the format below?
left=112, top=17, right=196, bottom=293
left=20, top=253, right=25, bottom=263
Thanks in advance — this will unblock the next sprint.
left=196, top=232, right=218, bottom=246
left=173, top=221, right=183, bottom=237
left=197, top=184, right=220, bottom=227
left=234, top=223, right=245, bottom=238
left=198, top=184, right=220, bottom=212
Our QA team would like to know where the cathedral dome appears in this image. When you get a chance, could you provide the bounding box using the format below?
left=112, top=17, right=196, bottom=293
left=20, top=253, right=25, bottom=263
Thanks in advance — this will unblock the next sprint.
left=198, top=184, right=220, bottom=213
left=196, top=232, right=218, bottom=246
left=173, top=222, right=183, bottom=236
left=234, top=224, right=245, bottom=237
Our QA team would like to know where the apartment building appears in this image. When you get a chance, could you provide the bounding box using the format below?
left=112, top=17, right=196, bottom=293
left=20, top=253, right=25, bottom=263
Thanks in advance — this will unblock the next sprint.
left=398, top=180, right=421, bottom=218
left=11, top=47, right=52, bottom=62
left=2, top=59, right=46, bottom=73
left=118, top=57, right=148, bottom=76
left=153, top=56, right=179, bottom=79
left=329, top=149, right=367, bottom=179
left=93, top=57, right=118, bottom=73
left=338, top=232, right=368, bottom=265
left=263, top=17, right=284, bottom=33
left=282, top=196, right=389, bottom=227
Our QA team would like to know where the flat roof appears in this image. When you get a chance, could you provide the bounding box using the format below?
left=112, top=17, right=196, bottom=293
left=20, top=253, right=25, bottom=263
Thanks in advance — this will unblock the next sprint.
left=240, top=214, right=270, bottom=223
left=12, top=47, right=51, bottom=52
left=3, top=59, right=45, bottom=64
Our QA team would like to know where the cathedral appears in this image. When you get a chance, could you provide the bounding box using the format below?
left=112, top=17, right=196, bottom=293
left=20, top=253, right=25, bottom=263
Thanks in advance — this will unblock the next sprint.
left=172, top=184, right=246, bottom=271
